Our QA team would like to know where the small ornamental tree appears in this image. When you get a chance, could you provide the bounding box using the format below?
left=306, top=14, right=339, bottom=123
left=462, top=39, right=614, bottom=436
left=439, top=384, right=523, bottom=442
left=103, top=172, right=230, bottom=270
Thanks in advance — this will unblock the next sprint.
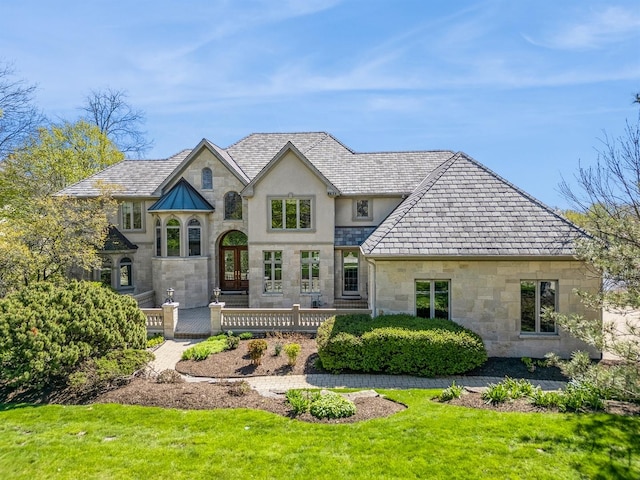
left=0, top=280, right=147, bottom=391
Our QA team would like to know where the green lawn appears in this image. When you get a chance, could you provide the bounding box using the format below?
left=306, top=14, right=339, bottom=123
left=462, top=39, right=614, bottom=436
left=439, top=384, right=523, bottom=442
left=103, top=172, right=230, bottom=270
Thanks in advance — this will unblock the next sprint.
left=1, top=390, right=639, bottom=479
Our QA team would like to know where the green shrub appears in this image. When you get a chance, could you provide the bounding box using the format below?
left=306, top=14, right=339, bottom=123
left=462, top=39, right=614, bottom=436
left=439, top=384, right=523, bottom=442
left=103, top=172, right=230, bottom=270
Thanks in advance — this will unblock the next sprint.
left=284, top=343, right=301, bottom=366
left=247, top=339, right=268, bottom=365
left=226, top=335, right=240, bottom=350
left=68, top=349, right=152, bottom=393
left=156, top=369, right=184, bottom=384
left=438, top=382, right=464, bottom=401
left=285, top=389, right=356, bottom=419
left=146, top=334, right=164, bottom=349
left=0, top=281, right=147, bottom=391
left=482, top=378, right=536, bottom=404
left=181, top=335, right=229, bottom=361
left=274, top=343, right=283, bottom=356
left=559, top=381, right=605, bottom=412
left=316, top=314, right=487, bottom=376
left=309, top=392, right=357, bottom=419
left=530, top=389, right=562, bottom=408
left=239, top=332, right=253, bottom=340
left=228, top=380, right=251, bottom=396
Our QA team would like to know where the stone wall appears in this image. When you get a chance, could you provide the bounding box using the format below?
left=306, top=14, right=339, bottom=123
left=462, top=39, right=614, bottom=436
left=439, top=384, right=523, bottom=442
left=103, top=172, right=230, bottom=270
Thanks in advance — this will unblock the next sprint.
left=370, top=258, right=601, bottom=358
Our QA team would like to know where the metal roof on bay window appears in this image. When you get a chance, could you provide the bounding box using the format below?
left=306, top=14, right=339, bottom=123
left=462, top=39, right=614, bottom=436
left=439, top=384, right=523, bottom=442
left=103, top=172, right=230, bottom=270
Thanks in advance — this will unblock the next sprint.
left=148, top=178, right=214, bottom=212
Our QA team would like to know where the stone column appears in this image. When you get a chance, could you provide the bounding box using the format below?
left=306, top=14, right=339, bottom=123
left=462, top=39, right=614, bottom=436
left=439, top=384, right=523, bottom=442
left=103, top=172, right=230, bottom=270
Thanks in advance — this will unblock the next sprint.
left=209, top=301, right=226, bottom=335
left=162, top=301, right=179, bottom=339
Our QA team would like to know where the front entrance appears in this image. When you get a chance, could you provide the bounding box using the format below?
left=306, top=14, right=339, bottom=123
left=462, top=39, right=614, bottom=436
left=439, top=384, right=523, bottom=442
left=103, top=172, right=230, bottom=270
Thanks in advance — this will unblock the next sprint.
left=342, top=251, right=359, bottom=296
left=219, top=231, right=248, bottom=291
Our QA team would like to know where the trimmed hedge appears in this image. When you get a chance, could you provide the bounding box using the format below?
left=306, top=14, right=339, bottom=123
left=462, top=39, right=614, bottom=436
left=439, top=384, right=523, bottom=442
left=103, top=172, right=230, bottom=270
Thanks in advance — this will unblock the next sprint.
left=317, top=314, right=487, bottom=376
left=0, top=281, right=147, bottom=390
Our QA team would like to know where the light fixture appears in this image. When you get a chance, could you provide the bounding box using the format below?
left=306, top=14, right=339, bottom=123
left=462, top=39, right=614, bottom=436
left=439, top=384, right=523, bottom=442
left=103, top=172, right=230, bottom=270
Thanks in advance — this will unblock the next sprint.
left=213, top=286, right=221, bottom=304
left=166, top=287, right=175, bottom=304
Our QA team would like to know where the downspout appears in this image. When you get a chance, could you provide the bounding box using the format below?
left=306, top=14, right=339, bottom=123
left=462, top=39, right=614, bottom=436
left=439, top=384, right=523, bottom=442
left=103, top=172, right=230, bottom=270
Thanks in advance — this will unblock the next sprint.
left=364, top=256, right=377, bottom=317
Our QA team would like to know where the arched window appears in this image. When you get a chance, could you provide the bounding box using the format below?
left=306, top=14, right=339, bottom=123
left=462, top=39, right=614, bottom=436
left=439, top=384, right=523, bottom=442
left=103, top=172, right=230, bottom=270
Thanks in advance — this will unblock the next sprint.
left=202, top=168, right=213, bottom=190
left=224, top=191, right=242, bottom=220
left=119, top=257, right=133, bottom=287
left=166, top=219, right=181, bottom=256
left=155, top=219, right=161, bottom=256
left=188, top=219, right=201, bottom=256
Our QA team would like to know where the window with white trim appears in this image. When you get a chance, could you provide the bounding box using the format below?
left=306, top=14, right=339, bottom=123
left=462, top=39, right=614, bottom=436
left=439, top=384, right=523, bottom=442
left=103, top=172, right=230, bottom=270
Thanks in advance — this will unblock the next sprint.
left=263, top=251, right=282, bottom=293
left=166, top=218, right=180, bottom=257
left=520, top=280, right=557, bottom=334
left=270, top=198, right=312, bottom=230
left=416, top=280, right=450, bottom=319
left=121, top=201, right=142, bottom=230
left=301, top=251, right=320, bottom=293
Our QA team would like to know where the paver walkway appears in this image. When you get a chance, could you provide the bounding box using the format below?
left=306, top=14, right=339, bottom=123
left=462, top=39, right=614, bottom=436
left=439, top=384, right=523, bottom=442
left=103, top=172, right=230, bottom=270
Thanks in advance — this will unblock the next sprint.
left=150, top=339, right=567, bottom=393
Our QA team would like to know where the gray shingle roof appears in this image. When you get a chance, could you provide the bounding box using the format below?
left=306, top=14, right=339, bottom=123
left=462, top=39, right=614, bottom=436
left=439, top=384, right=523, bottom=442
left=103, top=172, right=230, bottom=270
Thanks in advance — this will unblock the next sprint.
left=226, top=132, right=454, bottom=195
left=57, top=150, right=191, bottom=198
left=102, top=226, right=138, bottom=251
left=361, top=153, right=585, bottom=256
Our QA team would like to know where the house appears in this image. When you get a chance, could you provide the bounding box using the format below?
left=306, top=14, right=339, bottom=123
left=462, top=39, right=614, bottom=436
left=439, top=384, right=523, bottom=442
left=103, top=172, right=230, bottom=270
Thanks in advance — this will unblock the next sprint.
left=60, top=132, right=600, bottom=357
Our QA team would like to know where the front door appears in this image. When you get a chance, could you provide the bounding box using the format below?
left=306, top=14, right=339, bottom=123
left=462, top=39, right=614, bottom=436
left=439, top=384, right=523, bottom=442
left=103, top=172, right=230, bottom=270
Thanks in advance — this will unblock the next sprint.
left=219, top=231, right=249, bottom=291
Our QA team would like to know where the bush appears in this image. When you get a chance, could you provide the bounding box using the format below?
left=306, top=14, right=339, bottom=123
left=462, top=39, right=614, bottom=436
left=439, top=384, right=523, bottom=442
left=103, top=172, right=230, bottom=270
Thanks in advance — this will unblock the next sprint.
left=239, top=332, right=253, bottom=340
left=482, top=378, right=536, bottom=404
left=316, top=314, right=487, bottom=376
left=438, top=382, right=464, bottom=401
left=285, top=389, right=356, bottom=419
left=147, top=334, right=164, bottom=349
left=0, top=281, right=147, bottom=391
left=226, top=335, right=240, bottom=350
left=284, top=343, right=301, bottom=366
left=181, top=335, right=229, bottom=361
left=228, top=380, right=251, bottom=396
left=68, top=349, right=152, bottom=393
left=309, top=392, right=356, bottom=419
left=247, top=339, right=268, bottom=365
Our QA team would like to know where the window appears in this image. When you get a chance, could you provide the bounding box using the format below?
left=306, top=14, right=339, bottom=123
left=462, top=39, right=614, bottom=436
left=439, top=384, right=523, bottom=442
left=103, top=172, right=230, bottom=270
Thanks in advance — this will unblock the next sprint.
left=354, top=199, right=372, bottom=220
left=119, top=257, right=132, bottom=288
left=416, top=280, right=450, bottom=319
left=521, top=281, right=557, bottom=334
left=100, top=258, right=112, bottom=287
left=263, top=251, right=282, bottom=293
left=188, top=219, right=201, bottom=256
left=166, top=218, right=180, bottom=256
left=155, top=219, right=161, bottom=256
left=121, top=201, right=142, bottom=230
left=270, top=198, right=312, bottom=230
left=202, top=168, right=213, bottom=190
left=224, top=191, right=242, bottom=220
left=301, top=251, right=320, bottom=293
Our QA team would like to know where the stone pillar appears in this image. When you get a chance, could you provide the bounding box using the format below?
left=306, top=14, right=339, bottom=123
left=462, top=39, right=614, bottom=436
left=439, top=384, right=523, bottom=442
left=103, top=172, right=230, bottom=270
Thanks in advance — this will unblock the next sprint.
left=162, top=302, right=179, bottom=339
left=292, top=304, right=300, bottom=328
left=210, top=301, right=225, bottom=335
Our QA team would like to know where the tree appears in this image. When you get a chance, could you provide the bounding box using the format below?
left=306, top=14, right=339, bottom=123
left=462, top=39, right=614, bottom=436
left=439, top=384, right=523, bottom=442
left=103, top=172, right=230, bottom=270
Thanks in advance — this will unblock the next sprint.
left=0, top=120, right=123, bottom=209
left=0, top=62, right=45, bottom=159
left=80, top=88, right=152, bottom=157
left=552, top=97, right=640, bottom=401
left=0, top=193, right=117, bottom=296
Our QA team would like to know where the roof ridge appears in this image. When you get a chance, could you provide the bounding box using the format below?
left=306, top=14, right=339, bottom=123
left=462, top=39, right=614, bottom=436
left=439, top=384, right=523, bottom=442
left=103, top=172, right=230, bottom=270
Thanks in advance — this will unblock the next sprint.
left=300, top=132, right=330, bottom=155
left=457, top=152, right=585, bottom=234
left=362, top=153, right=459, bottom=253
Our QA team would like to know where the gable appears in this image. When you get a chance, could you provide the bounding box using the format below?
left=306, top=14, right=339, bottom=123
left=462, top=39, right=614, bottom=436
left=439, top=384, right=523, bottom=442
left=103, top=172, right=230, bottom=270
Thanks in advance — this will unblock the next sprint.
left=362, top=153, right=586, bottom=257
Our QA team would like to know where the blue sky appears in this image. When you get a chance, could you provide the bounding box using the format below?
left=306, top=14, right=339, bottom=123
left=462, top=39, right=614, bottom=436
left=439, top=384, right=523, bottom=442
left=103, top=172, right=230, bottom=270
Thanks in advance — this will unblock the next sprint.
left=1, top=0, right=639, bottom=208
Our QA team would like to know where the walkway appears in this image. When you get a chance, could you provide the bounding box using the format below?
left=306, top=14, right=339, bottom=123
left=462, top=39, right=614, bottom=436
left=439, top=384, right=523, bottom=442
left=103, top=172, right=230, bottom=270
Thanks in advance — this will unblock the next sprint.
left=150, top=340, right=567, bottom=393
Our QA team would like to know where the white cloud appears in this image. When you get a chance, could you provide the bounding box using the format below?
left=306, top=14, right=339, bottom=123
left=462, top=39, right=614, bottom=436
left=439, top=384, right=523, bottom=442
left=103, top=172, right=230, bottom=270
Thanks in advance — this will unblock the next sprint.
left=524, top=6, right=640, bottom=50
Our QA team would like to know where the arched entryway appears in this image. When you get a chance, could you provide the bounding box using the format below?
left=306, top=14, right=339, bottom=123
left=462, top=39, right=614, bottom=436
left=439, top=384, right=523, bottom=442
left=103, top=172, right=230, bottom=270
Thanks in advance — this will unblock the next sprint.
left=219, top=230, right=248, bottom=291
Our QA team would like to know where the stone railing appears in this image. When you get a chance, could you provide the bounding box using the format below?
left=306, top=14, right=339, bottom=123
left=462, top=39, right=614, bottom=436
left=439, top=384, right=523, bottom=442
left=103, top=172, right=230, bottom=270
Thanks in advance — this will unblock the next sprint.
left=133, top=290, right=156, bottom=308
left=142, top=302, right=179, bottom=339
left=209, top=303, right=371, bottom=334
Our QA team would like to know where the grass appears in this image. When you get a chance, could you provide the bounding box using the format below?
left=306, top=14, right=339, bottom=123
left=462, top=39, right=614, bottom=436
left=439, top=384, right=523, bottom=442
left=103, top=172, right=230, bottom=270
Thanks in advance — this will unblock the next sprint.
left=1, top=390, right=639, bottom=479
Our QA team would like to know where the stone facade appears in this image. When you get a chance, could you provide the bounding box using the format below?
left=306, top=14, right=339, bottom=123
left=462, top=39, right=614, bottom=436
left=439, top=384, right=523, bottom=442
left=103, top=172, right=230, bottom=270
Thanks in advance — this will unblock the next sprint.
left=370, top=258, right=601, bottom=357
